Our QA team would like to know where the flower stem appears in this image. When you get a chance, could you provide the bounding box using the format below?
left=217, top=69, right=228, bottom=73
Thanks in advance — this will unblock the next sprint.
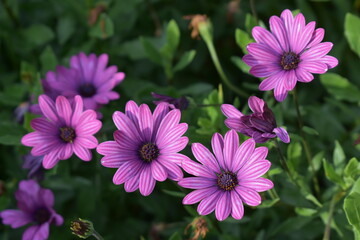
left=322, top=191, right=346, bottom=240
left=274, top=139, right=296, bottom=184
left=199, top=23, right=248, bottom=98
left=249, top=0, right=258, bottom=24
left=92, top=230, right=104, bottom=240
left=292, top=88, right=321, bottom=196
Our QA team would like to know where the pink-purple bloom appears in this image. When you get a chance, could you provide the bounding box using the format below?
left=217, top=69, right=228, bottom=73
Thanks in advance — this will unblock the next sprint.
left=23, top=154, right=45, bottom=180
left=151, top=92, right=189, bottom=110
left=40, top=52, right=125, bottom=111
left=21, top=95, right=102, bottom=169
left=221, top=96, right=290, bottom=143
left=0, top=180, right=63, bottom=240
left=243, top=9, right=338, bottom=102
left=97, top=100, right=189, bottom=196
left=179, top=130, right=273, bottom=221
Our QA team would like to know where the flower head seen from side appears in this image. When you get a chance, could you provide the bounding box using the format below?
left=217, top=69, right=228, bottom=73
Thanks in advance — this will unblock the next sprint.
left=42, top=52, right=125, bottom=111
left=0, top=180, right=63, bottom=240
left=151, top=92, right=189, bottom=110
left=23, top=154, right=45, bottom=180
left=21, top=95, right=102, bottom=169
left=243, top=9, right=338, bottom=102
left=179, top=130, right=273, bottom=221
left=97, top=100, right=189, bottom=196
left=221, top=96, right=290, bottom=143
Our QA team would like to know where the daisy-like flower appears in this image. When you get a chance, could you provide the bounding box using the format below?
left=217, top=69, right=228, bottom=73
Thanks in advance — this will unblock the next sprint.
left=243, top=9, right=338, bottom=102
left=42, top=52, right=125, bottom=110
left=221, top=96, right=290, bottom=143
left=179, top=130, right=273, bottom=221
left=0, top=180, right=63, bottom=240
left=97, top=100, right=189, bottom=196
left=21, top=95, right=102, bottom=169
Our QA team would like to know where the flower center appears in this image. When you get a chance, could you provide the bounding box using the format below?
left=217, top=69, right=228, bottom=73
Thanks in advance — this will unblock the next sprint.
left=33, top=207, right=51, bottom=224
left=217, top=171, right=238, bottom=191
left=78, top=83, right=97, bottom=97
left=60, top=127, right=76, bottom=143
left=280, top=52, right=300, bottom=70
left=139, top=143, right=159, bottom=162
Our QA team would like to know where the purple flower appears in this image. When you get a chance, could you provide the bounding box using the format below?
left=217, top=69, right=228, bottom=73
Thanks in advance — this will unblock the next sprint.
left=23, top=154, right=45, bottom=180
left=179, top=130, right=273, bottom=221
left=0, top=180, right=63, bottom=240
left=97, top=100, right=189, bottom=196
left=21, top=95, right=102, bottom=169
left=221, top=96, right=290, bottom=143
left=243, top=9, right=338, bottom=102
left=42, top=52, right=125, bottom=111
left=151, top=92, right=189, bottom=110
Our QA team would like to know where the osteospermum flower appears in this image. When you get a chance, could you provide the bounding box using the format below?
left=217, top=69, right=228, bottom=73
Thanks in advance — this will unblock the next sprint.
left=21, top=95, right=102, bottom=169
left=97, top=100, right=189, bottom=196
left=42, top=52, right=125, bottom=110
left=243, top=9, right=338, bottom=102
left=179, top=130, right=273, bottom=221
left=0, top=180, right=63, bottom=240
left=221, top=96, right=290, bottom=143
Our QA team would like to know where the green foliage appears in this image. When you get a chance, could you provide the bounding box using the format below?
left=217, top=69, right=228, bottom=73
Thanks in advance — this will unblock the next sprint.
left=89, top=13, right=114, bottom=39
left=235, top=29, right=253, bottom=54
left=345, top=13, right=360, bottom=58
left=320, top=73, right=360, bottom=102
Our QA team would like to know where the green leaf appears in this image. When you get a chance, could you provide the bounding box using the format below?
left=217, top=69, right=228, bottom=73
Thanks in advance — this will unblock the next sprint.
left=40, top=46, right=57, bottom=74
left=323, top=159, right=346, bottom=189
left=162, top=189, right=186, bottom=198
left=245, top=13, right=257, bottom=34
left=169, top=232, right=182, bottom=240
left=295, top=207, right=317, bottom=217
left=161, top=20, right=180, bottom=60
left=333, top=140, right=345, bottom=171
left=235, top=28, right=253, bottom=54
left=345, top=13, right=360, bottom=58
left=23, top=24, right=54, bottom=47
left=140, top=37, right=163, bottom=65
left=344, top=192, right=360, bottom=233
left=231, top=56, right=250, bottom=74
left=302, top=126, right=319, bottom=136
left=57, top=16, right=75, bottom=45
left=344, top=158, right=360, bottom=180
left=320, top=73, right=360, bottom=102
left=173, top=50, right=196, bottom=72
left=258, top=198, right=280, bottom=208
left=89, top=13, right=114, bottom=39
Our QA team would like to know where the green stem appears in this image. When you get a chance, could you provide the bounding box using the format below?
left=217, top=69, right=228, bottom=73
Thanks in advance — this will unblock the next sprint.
left=293, top=89, right=321, bottom=196
left=1, top=0, right=20, bottom=27
left=92, top=230, right=104, bottom=240
left=249, top=0, right=258, bottom=24
left=274, top=139, right=296, bottom=184
left=200, top=24, right=248, bottom=98
left=322, top=191, right=346, bottom=240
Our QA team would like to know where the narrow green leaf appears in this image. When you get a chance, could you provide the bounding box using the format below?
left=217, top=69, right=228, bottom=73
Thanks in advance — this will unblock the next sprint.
left=345, top=13, right=360, bottom=58
left=295, top=207, right=317, bottom=217
left=161, top=20, right=180, bottom=60
left=231, top=56, right=250, bottom=74
left=140, top=37, right=163, bottom=65
left=320, top=73, right=360, bottom=102
left=173, top=50, right=196, bottom=72
left=258, top=198, right=280, bottom=208
left=57, top=16, right=75, bottom=45
left=302, top=126, right=319, bottom=136
left=162, top=189, right=186, bottom=198
left=40, top=46, right=57, bottom=74
left=333, top=140, right=345, bottom=171
left=235, top=28, right=253, bottom=54
left=323, top=159, right=346, bottom=189
left=245, top=13, right=257, bottom=34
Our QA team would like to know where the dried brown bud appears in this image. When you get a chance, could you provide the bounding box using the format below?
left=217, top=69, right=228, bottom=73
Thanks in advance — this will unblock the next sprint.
left=88, top=4, right=107, bottom=26
left=183, top=14, right=208, bottom=39
left=185, top=217, right=209, bottom=240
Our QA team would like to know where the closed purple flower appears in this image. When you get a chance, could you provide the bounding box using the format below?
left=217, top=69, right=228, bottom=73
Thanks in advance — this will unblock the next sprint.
left=243, top=9, right=338, bottom=102
left=179, top=130, right=273, bottom=221
left=221, top=96, right=290, bottom=143
left=151, top=92, right=189, bottom=110
left=21, top=95, right=102, bottom=169
left=23, top=154, right=45, bottom=180
left=97, top=100, right=189, bottom=196
left=0, top=180, right=63, bottom=240
left=42, top=52, right=125, bottom=111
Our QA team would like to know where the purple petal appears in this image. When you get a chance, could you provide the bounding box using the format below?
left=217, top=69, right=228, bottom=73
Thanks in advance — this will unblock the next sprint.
left=280, top=9, right=294, bottom=35
left=55, top=96, right=72, bottom=126
left=322, top=55, right=338, bottom=69
left=22, top=225, right=39, bottom=240
left=182, top=187, right=218, bottom=204
left=197, top=191, right=222, bottom=216
left=289, top=13, right=306, bottom=53
left=294, top=21, right=315, bottom=54
left=221, top=104, right=243, bottom=118
left=157, top=155, right=184, bottom=181
left=240, top=146, right=269, bottom=171
left=113, top=130, right=138, bottom=150
left=42, top=149, right=61, bottom=169
left=235, top=186, right=262, bottom=206
left=215, top=191, right=231, bottom=221
left=223, top=130, right=239, bottom=170
left=76, top=120, right=102, bottom=136
left=181, top=158, right=217, bottom=179
left=53, top=214, right=64, bottom=226
left=138, top=104, right=153, bottom=142
left=299, top=61, right=328, bottom=74
left=178, top=177, right=215, bottom=189
left=307, top=28, right=325, bottom=48
left=283, top=70, right=297, bottom=91
left=250, top=64, right=282, bottom=78
left=160, top=153, right=188, bottom=166
left=39, top=189, right=54, bottom=207
left=295, top=68, right=314, bottom=83
left=97, top=141, right=121, bottom=156
left=75, top=136, right=98, bottom=149
left=247, top=43, right=280, bottom=62
left=242, top=54, right=258, bottom=66
left=113, top=160, right=143, bottom=185
left=124, top=173, right=141, bottom=192
left=230, top=191, right=244, bottom=220
left=101, top=154, right=135, bottom=168
left=152, top=103, right=170, bottom=137
left=73, top=142, right=92, bottom=161
left=301, top=42, right=333, bottom=60
left=77, top=110, right=97, bottom=125
left=248, top=96, right=265, bottom=113
left=30, top=118, right=57, bottom=134
left=252, top=26, right=283, bottom=54
left=113, top=111, right=141, bottom=142
left=139, top=165, right=156, bottom=196
left=38, top=95, right=58, bottom=122
left=269, top=16, right=289, bottom=51
left=191, top=143, right=220, bottom=173
left=273, top=127, right=290, bottom=143
left=0, top=210, right=31, bottom=228
left=32, top=222, right=49, bottom=240
left=232, top=138, right=256, bottom=172
left=155, top=109, right=181, bottom=142
left=224, top=119, right=243, bottom=132
left=157, top=123, right=188, bottom=149
left=211, top=133, right=226, bottom=170
left=238, top=160, right=271, bottom=179
left=151, top=161, right=167, bottom=182
left=160, top=136, right=188, bottom=154
left=239, top=178, right=274, bottom=192
left=274, top=82, right=288, bottom=102
left=125, top=100, right=140, bottom=128
left=259, top=71, right=285, bottom=91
